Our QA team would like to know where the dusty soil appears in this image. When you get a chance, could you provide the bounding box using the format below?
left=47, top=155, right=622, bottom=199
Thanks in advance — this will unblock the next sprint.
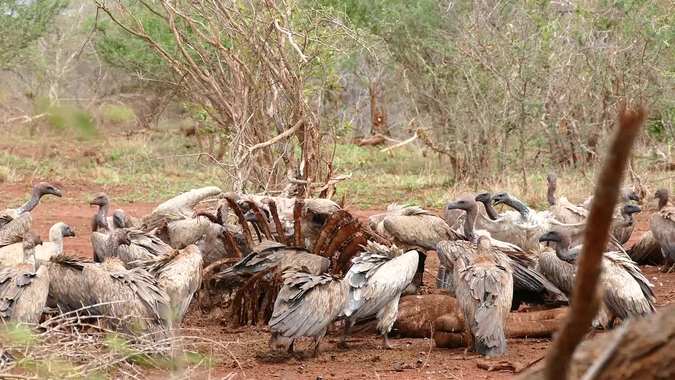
left=2, top=185, right=673, bottom=379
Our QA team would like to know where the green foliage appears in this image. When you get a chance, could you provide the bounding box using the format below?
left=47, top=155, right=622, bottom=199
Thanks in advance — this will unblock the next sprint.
left=0, top=0, right=67, bottom=68
left=94, top=6, right=177, bottom=82
left=35, top=97, right=98, bottom=139
left=101, top=104, right=136, bottom=125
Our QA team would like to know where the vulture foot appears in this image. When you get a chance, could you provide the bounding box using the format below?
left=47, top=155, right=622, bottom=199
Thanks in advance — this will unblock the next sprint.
left=382, top=334, right=394, bottom=350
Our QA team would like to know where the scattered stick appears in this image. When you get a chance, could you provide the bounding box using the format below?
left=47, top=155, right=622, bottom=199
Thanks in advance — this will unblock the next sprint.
left=380, top=132, right=418, bottom=153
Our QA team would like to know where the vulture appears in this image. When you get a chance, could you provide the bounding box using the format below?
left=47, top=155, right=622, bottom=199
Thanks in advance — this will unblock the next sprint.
left=46, top=255, right=171, bottom=336
left=444, top=236, right=513, bottom=357
left=580, top=187, right=641, bottom=211
left=650, top=188, right=675, bottom=272
left=90, top=194, right=173, bottom=267
left=439, top=196, right=567, bottom=309
left=611, top=204, right=641, bottom=245
left=470, top=192, right=542, bottom=250
left=0, top=222, right=75, bottom=266
left=89, top=193, right=140, bottom=232
left=140, top=245, right=203, bottom=327
left=339, top=242, right=419, bottom=349
left=368, top=204, right=460, bottom=289
left=546, top=174, right=588, bottom=224
left=214, top=240, right=329, bottom=287
left=628, top=231, right=663, bottom=265
left=0, top=182, right=62, bottom=247
left=268, top=270, right=348, bottom=357
left=0, top=233, right=50, bottom=324
left=235, top=194, right=341, bottom=250
left=539, top=230, right=655, bottom=325
left=141, top=186, right=223, bottom=248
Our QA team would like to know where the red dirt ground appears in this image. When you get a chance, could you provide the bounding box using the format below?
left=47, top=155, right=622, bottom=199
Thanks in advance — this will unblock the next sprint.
left=2, top=185, right=673, bottom=379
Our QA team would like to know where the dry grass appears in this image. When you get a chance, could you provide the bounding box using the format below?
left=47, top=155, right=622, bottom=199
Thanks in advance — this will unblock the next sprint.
left=1, top=125, right=672, bottom=208
left=0, top=305, right=239, bottom=379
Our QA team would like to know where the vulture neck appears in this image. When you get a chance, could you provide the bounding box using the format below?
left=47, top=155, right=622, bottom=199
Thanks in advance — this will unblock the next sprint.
left=505, top=197, right=530, bottom=219
left=658, top=195, right=669, bottom=211
left=23, top=246, right=38, bottom=271
left=547, top=182, right=557, bottom=206
left=482, top=201, right=499, bottom=221
left=18, top=189, right=43, bottom=214
left=94, top=204, right=110, bottom=231
left=48, top=226, right=64, bottom=254
left=463, top=205, right=478, bottom=241
left=553, top=237, right=576, bottom=263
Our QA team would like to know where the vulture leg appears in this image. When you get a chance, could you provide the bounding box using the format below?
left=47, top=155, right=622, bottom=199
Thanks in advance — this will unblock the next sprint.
left=311, top=330, right=326, bottom=358
left=383, top=333, right=393, bottom=350
left=287, top=339, right=295, bottom=354
left=338, top=319, right=354, bottom=349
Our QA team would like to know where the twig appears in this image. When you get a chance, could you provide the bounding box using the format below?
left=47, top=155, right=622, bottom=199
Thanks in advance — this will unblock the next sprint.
left=380, top=132, right=418, bottom=153
left=543, top=104, right=645, bottom=380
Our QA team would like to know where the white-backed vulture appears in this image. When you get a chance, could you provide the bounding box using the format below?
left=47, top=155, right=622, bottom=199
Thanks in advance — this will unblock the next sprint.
left=0, top=234, right=49, bottom=324
left=650, top=188, right=675, bottom=272
left=269, top=270, right=348, bottom=357
left=0, top=182, right=62, bottom=247
left=580, top=187, right=641, bottom=210
left=91, top=216, right=173, bottom=268
left=141, top=186, right=223, bottom=231
left=340, top=242, right=419, bottom=349
left=546, top=174, right=589, bottom=224
left=46, top=255, right=171, bottom=336
left=539, top=230, right=655, bottom=325
left=440, top=196, right=567, bottom=309
left=612, top=204, right=641, bottom=245
left=0, top=222, right=75, bottom=266
left=628, top=230, right=663, bottom=265
left=214, top=240, right=329, bottom=287
left=445, top=236, right=513, bottom=356
left=141, top=245, right=202, bottom=327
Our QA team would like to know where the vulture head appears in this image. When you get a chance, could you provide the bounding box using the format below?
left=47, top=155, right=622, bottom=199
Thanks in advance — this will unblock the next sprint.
left=90, top=193, right=110, bottom=208
left=474, top=192, right=493, bottom=206
left=654, top=188, right=670, bottom=210
left=446, top=196, right=477, bottom=213
left=35, top=182, right=63, bottom=198
left=621, top=204, right=641, bottom=218
left=623, top=188, right=641, bottom=203
left=546, top=173, right=557, bottom=206
left=538, top=230, right=572, bottom=254
left=53, top=222, right=76, bottom=239
left=492, top=192, right=511, bottom=206
left=112, top=210, right=128, bottom=229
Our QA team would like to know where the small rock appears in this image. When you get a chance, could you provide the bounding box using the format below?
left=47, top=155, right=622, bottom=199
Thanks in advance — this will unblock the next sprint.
left=393, top=362, right=403, bottom=372
left=316, top=377, right=324, bottom=380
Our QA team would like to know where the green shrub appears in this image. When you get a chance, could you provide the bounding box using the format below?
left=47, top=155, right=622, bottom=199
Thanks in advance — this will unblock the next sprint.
left=101, top=104, right=136, bottom=125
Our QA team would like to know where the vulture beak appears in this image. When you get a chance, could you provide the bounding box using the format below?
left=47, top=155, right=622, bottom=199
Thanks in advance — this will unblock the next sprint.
left=51, top=187, right=64, bottom=197
left=446, top=201, right=460, bottom=210
left=623, top=204, right=641, bottom=215
left=63, top=226, right=76, bottom=237
left=538, top=231, right=560, bottom=245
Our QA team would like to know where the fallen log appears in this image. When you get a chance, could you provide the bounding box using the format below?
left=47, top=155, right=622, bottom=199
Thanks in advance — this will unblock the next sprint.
left=519, top=304, right=675, bottom=380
